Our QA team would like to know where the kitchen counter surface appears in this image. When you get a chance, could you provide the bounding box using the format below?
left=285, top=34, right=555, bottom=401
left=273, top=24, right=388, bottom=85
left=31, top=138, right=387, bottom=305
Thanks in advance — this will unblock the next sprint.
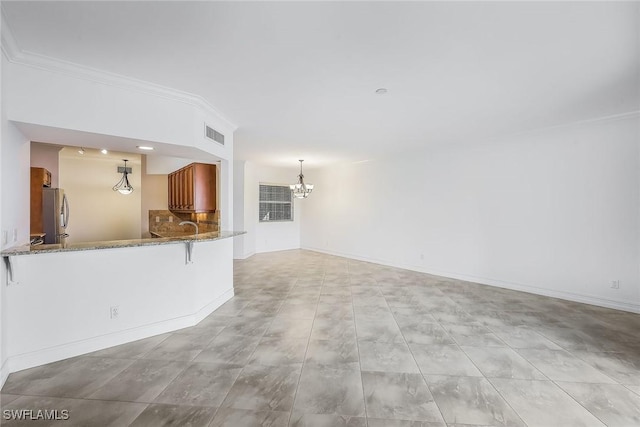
left=1, top=230, right=245, bottom=256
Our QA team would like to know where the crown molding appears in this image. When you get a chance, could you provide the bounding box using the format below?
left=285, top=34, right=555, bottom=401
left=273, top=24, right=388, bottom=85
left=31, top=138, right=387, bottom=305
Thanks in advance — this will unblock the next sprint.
left=1, top=6, right=20, bottom=61
left=0, top=7, right=237, bottom=132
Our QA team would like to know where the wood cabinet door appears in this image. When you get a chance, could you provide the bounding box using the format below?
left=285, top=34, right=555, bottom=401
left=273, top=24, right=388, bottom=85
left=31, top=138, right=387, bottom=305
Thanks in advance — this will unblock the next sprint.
left=168, top=163, right=217, bottom=213
left=185, top=164, right=195, bottom=210
left=193, top=163, right=216, bottom=212
left=168, top=172, right=177, bottom=210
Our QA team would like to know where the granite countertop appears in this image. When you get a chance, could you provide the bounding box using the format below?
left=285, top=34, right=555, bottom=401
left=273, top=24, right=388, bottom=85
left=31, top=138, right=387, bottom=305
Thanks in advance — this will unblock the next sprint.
left=1, top=231, right=246, bottom=256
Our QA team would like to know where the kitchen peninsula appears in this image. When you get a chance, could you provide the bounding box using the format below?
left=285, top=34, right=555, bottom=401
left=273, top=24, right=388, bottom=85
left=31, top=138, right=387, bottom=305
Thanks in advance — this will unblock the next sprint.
left=1, top=230, right=244, bottom=373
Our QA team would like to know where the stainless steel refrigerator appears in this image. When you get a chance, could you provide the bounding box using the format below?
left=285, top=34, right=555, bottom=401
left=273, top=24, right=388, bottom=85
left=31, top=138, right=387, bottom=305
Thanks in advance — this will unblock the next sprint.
left=42, top=188, right=70, bottom=244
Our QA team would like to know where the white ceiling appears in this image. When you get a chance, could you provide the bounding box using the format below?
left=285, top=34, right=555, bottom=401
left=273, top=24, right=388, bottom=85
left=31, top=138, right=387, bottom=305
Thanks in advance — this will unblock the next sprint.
left=3, top=1, right=639, bottom=168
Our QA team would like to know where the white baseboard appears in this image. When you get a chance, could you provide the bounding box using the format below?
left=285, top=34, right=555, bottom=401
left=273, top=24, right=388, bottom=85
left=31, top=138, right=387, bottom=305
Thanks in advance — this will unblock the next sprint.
left=302, top=245, right=640, bottom=314
left=234, top=251, right=255, bottom=260
left=193, top=288, right=234, bottom=324
left=4, top=288, right=235, bottom=378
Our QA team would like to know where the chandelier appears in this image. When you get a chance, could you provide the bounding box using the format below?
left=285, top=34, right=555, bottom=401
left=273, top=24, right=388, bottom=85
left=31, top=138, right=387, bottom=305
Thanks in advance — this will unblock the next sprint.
left=113, top=159, right=133, bottom=194
left=289, top=160, right=314, bottom=199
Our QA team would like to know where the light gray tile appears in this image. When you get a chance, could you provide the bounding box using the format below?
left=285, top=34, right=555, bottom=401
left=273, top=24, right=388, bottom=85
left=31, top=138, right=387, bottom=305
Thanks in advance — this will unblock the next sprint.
left=557, top=382, right=640, bottom=427
left=210, top=408, right=289, bottom=427
left=173, top=325, right=226, bottom=341
left=214, top=298, right=252, bottom=316
left=86, top=334, right=171, bottom=359
left=293, top=366, right=365, bottom=416
left=353, top=305, right=395, bottom=322
left=265, top=317, right=314, bottom=339
left=358, top=341, right=419, bottom=373
left=492, top=327, right=563, bottom=350
left=490, top=378, right=605, bottom=427
left=310, top=319, right=357, bottom=341
left=222, top=364, right=300, bottom=412
left=354, top=318, right=404, bottom=343
left=316, top=303, right=354, bottom=320
left=277, top=303, right=317, bottom=319
left=249, top=336, right=308, bottom=367
left=130, top=403, right=216, bottom=427
left=574, top=350, right=640, bottom=385
left=89, top=359, right=187, bottom=403
left=2, top=357, right=134, bottom=398
left=224, top=316, right=273, bottom=336
left=194, top=332, right=262, bottom=365
left=410, top=344, right=482, bottom=377
left=289, top=412, right=366, bottom=427
left=367, top=419, right=446, bottom=427
left=517, top=349, right=617, bottom=383
left=451, top=332, right=507, bottom=347
left=352, top=295, right=389, bottom=308
left=399, top=322, right=455, bottom=345
left=362, top=371, right=443, bottom=422
left=0, top=394, right=21, bottom=406
left=425, top=375, right=525, bottom=426
left=154, top=362, right=242, bottom=407
left=462, top=346, right=546, bottom=380
left=142, top=334, right=211, bottom=362
left=305, top=339, right=359, bottom=370
left=440, top=323, right=493, bottom=336
left=1, top=395, right=146, bottom=427
left=194, top=313, right=233, bottom=329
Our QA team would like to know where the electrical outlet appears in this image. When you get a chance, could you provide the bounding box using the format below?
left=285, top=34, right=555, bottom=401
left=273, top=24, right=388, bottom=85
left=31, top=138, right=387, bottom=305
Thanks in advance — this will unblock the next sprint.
left=168, top=216, right=173, bottom=223
left=12, top=229, right=18, bottom=242
left=156, top=216, right=160, bottom=223
left=110, top=305, right=120, bottom=319
left=2, top=230, right=7, bottom=245
left=420, top=253, right=424, bottom=260
left=610, top=280, right=620, bottom=289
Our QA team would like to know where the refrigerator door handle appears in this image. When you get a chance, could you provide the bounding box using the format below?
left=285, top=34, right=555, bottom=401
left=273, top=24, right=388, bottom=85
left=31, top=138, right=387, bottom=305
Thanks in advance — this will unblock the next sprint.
left=62, top=194, right=70, bottom=229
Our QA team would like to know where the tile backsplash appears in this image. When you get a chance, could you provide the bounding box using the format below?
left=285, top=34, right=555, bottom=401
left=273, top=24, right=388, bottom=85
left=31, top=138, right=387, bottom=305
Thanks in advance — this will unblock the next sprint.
left=149, top=210, right=219, bottom=234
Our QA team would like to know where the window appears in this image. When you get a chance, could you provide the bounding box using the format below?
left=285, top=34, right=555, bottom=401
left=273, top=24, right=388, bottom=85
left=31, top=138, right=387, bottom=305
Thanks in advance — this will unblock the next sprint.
left=259, top=184, right=293, bottom=222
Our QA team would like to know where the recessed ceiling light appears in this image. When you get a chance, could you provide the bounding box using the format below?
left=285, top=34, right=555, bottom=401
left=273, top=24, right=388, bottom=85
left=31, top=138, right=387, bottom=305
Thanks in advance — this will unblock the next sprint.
left=375, top=88, right=388, bottom=95
left=101, top=149, right=108, bottom=154
left=137, top=146, right=154, bottom=151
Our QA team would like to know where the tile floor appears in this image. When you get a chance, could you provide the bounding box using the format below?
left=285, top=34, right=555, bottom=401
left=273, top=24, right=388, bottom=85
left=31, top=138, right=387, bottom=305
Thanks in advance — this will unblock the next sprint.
left=2, top=249, right=640, bottom=426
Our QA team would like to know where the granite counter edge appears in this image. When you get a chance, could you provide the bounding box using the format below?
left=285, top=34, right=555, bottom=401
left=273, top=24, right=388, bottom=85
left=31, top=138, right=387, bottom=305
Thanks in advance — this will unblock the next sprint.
left=2, top=231, right=246, bottom=256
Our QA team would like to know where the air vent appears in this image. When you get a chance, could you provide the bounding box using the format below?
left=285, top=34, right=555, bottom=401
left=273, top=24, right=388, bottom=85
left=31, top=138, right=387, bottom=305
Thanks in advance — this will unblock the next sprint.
left=205, top=124, right=225, bottom=145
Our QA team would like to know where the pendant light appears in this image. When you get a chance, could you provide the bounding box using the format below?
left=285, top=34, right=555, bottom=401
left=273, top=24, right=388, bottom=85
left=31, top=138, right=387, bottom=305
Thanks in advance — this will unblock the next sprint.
left=289, top=159, right=314, bottom=199
left=113, top=159, right=133, bottom=194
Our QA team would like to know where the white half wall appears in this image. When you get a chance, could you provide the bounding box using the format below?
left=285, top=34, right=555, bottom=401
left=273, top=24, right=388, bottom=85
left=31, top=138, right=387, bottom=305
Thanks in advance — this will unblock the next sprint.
left=301, top=115, right=640, bottom=313
left=4, top=238, right=233, bottom=374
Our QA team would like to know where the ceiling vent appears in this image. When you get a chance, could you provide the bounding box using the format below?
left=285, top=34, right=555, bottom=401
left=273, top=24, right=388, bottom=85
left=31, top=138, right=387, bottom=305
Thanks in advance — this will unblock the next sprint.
left=205, top=124, right=225, bottom=145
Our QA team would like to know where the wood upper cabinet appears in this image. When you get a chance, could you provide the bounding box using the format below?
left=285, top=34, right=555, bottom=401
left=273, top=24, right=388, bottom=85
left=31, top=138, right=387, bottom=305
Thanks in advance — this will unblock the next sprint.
left=30, top=167, right=52, bottom=234
left=168, top=163, right=216, bottom=213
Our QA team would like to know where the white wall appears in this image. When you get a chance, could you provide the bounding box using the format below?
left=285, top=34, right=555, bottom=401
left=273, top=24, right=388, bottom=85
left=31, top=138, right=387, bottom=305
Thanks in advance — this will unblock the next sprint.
left=141, top=155, right=168, bottom=238
left=238, top=162, right=302, bottom=255
left=0, top=54, right=31, bottom=384
left=0, top=24, right=5, bottom=385
left=59, top=148, right=142, bottom=243
left=302, top=115, right=640, bottom=313
left=233, top=160, right=246, bottom=258
left=30, top=142, right=61, bottom=187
